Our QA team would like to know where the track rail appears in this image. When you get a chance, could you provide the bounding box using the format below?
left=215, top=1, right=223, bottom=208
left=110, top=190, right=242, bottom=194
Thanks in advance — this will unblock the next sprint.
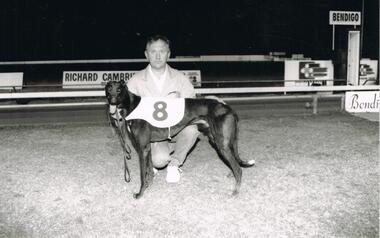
left=0, top=85, right=378, bottom=99
left=0, top=85, right=378, bottom=114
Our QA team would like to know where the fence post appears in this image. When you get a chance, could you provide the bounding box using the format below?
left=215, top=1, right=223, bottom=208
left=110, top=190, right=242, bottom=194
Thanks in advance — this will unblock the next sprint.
left=312, top=95, right=319, bottom=114
left=340, top=94, right=345, bottom=111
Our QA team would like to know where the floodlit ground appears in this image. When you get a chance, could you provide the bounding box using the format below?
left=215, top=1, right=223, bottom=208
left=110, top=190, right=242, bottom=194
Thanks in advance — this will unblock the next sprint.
left=0, top=112, right=378, bottom=238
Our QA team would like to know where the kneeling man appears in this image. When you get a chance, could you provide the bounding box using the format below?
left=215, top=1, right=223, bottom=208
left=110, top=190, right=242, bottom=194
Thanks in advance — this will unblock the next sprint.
left=127, top=35, right=199, bottom=183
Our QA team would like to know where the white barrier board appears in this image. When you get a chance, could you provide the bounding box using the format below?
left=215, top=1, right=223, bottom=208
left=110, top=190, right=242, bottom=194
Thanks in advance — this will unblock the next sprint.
left=0, top=72, right=23, bottom=90
left=345, top=91, right=379, bottom=113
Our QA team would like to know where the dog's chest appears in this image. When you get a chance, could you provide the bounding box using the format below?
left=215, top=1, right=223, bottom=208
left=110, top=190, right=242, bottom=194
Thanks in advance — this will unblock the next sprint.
left=126, top=97, right=185, bottom=128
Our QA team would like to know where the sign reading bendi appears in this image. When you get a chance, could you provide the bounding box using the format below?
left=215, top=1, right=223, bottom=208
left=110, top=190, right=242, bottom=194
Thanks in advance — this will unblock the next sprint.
left=62, top=70, right=201, bottom=88
left=345, top=91, right=379, bottom=113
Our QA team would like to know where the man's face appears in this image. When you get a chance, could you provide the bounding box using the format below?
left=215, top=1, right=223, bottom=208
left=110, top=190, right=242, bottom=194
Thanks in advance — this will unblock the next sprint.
left=145, top=40, right=171, bottom=70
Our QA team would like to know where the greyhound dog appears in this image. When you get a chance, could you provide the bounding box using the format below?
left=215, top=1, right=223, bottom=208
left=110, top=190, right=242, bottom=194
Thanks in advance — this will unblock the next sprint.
left=105, top=81, right=255, bottom=199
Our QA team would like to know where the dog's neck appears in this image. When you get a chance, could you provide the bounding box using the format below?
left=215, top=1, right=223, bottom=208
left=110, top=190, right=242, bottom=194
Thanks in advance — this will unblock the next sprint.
left=122, top=89, right=141, bottom=115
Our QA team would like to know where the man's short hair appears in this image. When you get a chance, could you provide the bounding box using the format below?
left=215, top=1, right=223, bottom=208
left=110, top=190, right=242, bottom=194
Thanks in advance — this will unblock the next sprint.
left=146, top=35, right=171, bottom=49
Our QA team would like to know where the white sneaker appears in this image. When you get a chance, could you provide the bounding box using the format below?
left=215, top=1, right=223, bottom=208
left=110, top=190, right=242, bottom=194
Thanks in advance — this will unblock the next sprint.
left=153, top=168, right=158, bottom=175
left=166, top=165, right=181, bottom=183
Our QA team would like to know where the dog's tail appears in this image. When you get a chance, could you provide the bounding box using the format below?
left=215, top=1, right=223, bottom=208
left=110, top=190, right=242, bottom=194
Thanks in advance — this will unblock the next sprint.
left=232, top=113, right=256, bottom=168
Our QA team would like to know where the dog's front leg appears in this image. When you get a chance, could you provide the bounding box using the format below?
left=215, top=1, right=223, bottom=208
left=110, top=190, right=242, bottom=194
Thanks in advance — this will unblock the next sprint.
left=130, top=123, right=154, bottom=199
left=133, top=142, right=154, bottom=199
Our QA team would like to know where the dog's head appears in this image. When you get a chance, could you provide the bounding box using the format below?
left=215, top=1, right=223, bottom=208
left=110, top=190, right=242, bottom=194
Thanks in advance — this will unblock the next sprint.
left=105, top=80, right=128, bottom=114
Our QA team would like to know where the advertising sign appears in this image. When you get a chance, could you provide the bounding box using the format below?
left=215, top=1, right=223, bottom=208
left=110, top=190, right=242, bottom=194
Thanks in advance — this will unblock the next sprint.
left=359, top=59, right=378, bottom=85
left=285, top=60, right=334, bottom=87
left=182, top=70, right=201, bottom=87
left=0, top=73, right=23, bottom=90
left=345, top=91, right=379, bottom=113
left=63, top=70, right=201, bottom=89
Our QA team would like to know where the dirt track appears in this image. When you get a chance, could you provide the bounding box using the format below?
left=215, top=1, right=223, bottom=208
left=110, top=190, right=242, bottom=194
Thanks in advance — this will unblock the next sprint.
left=0, top=102, right=378, bottom=237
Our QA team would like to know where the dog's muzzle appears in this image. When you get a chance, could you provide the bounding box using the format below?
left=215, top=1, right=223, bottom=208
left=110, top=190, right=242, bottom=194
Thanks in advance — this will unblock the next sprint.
left=109, top=105, right=118, bottom=115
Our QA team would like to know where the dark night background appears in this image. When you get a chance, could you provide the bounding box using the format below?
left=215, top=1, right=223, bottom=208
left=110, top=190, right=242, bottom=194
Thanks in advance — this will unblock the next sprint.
left=0, top=0, right=378, bottom=61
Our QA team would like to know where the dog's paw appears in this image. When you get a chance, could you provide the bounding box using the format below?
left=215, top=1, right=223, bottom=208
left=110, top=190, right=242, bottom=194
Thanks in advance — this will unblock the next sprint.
left=133, top=193, right=142, bottom=199
left=226, top=172, right=234, bottom=178
left=240, top=159, right=256, bottom=168
left=231, top=189, right=239, bottom=197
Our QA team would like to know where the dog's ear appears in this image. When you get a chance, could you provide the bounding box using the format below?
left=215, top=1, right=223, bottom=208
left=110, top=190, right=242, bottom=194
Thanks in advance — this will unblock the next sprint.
left=105, top=81, right=112, bottom=88
left=120, top=80, right=128, bottom=91
left=105, top=82, right=110, bottom=92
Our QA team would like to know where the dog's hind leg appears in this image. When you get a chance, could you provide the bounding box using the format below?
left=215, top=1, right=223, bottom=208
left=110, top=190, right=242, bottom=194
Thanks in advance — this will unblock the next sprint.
left=230, top=114, right=255, bottom=168
left=216, top=141, right=242, bottom=195
left=211, top=115, right=243, bottom=196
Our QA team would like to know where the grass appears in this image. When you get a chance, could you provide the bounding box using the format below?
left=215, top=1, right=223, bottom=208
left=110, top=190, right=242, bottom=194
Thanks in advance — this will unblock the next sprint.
left=0, top=112, right=378, bottom=238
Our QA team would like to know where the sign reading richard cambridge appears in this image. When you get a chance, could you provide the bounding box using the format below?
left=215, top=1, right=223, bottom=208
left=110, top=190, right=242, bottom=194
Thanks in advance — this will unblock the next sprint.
left=62, top=70, right=201, bottom=89
left=345, top=91, right=379, bottom=113
left=63, top=71, right=137, bottom=89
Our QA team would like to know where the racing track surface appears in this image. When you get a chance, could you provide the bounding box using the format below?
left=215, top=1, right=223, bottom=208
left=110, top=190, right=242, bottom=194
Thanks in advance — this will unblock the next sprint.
left=1, top=96, right=378, bottom=237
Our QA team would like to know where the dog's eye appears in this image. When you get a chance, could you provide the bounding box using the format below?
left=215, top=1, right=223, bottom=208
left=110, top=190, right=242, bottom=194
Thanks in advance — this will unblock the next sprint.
left=117, top=89, right=121, bottom=93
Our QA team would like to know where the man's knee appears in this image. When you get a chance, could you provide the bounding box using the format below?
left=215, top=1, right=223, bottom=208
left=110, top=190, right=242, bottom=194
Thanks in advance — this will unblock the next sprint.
left=151, top=142, right=171, bottom=168
left=180, top=125, right=200, bottom=138
left=152, top=153, right=171, bottom=168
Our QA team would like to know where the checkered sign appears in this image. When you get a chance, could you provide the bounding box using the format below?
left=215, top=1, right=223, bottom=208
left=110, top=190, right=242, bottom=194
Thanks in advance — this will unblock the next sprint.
left=360, top=64, right=375, bottom=78
left=284, top=60, right=333, bottom=87
left=359, top=59, right=378, bottom=85
left=299, top=62, right=328, bottom=79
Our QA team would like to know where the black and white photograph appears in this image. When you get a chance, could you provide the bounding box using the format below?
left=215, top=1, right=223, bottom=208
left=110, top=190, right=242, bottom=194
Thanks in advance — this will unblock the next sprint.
left=0, top=0, right=379, bottom=237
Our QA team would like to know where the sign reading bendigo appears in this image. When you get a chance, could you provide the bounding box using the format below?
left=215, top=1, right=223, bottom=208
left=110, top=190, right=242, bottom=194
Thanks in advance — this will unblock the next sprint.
left=329, top=11, right=361, bottom=25
left=63, top=70, right=202, bottom=89
left=345, top=91, right=379, bottom=113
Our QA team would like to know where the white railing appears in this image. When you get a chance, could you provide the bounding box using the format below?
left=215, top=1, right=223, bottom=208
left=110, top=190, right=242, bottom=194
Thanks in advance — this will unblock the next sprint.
left=0, top=85, right=379, bottom=114
left=0, top=85, right=378, bottom=100
left=0, top=55, right=278, bottom=65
